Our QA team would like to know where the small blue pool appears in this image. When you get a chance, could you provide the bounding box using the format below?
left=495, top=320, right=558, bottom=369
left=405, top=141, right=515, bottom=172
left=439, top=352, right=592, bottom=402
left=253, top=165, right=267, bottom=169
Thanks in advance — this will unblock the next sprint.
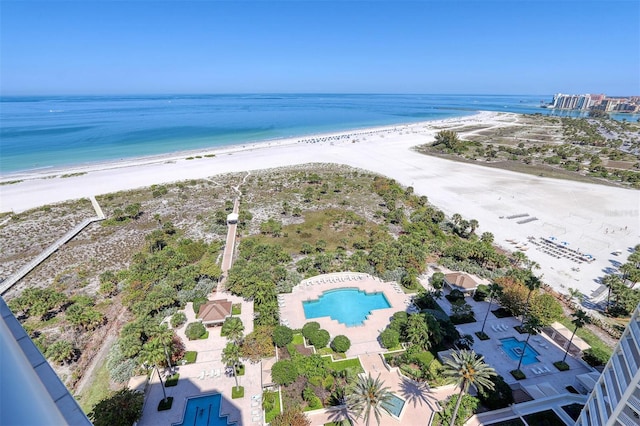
left=302, top=288, right=390, bottom=326
left=381, top=393, right=406, bottom=418
left=500, top=337, right=540, bottom=365
left=172, top=393, right=236, bottom=426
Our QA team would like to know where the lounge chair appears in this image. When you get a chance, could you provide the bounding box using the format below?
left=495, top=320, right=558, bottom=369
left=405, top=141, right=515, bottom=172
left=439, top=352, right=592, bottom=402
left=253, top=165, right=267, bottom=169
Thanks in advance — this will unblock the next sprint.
left=251, top=401, right=260, bottom=407
left=531, top=367, right=541, bottom=375
left=542, top=365, right=551, bottom=373
left=500, top=324, right=509, bottom=331
left=207, top=369, right=215, bottom=378
left=491, top=325, right=499, bottom=332
left=198, top=371, right=205, bottom=380
left=214, top=369, right=221, bottom=377
left=252, top=394, right=262, bottom=400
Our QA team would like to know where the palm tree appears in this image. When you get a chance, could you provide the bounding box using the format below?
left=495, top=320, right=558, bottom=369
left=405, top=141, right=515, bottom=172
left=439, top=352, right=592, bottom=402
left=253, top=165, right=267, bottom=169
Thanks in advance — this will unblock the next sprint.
left=442, top=350, right=496, bottom=426
left=521, top=273, right=542, bottom=327
left=480, top=283, right=502, bottom=334
left=562, top=309, right=590, bottom=363
left=222, top=343, right=242, bottom=390
left=152, top=324, right=176, bottom=371
left=347, top=373, right=393, bottom=426
left=602, top=274, right=623, bottom=312
left=140, top=341, right=168, bottom=403
left=223, top=317, right=245, bottom=345
left=515, top=315, right=543, bottom=372
left=405, top=313, right=431, bottom=350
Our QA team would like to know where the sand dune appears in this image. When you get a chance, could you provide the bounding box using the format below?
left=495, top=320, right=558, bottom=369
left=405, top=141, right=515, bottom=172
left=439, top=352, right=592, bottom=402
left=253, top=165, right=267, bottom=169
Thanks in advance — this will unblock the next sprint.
left=1, top=111, right=637, bottom=297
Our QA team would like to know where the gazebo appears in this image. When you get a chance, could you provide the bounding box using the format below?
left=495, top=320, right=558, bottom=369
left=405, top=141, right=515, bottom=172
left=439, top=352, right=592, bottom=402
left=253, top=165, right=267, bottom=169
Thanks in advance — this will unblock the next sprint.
left=197, top=299, right=233, bottom=326
left=443, top=272, right=479, bottom=295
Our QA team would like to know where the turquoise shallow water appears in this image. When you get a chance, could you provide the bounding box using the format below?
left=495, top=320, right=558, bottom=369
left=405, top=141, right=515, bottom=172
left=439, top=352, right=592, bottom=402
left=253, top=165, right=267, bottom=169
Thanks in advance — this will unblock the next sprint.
left=382, top=394, right=406, bottom=418
left=303, top=288, right=390, bottom=326
left=1, top=94, right=636, bottom=174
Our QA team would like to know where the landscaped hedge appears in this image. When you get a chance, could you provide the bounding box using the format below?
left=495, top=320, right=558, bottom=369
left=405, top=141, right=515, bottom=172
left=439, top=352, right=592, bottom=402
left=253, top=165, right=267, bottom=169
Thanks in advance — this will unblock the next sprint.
left=473, top=284, right=489, bottom=301
left=272, top=325, right=293, bottom=347
left=171, top=312, right=187, bottom=328
left=379, top=328, right=400, bottom=349
left=302, top=321, right=320, bottom=339
left=185, top=322, right=206, bottom=340
left=309, top=329, right=330, bottom=348
left=330, top=335, right=351, bottom=353
left=271, top=359, right=298, bottom=386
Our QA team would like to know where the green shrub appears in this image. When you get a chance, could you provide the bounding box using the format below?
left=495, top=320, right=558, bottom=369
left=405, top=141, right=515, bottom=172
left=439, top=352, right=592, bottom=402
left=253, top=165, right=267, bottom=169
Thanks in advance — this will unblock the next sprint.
left=171, top=312, right=187, bottom=328
left=380, top=328, right=400, bottom=349
left=510, top=369, right=526, bottom=380
left=583, top=347, right=610, bottom=367
left=330, top=335, right=351, bottom=353
left=434, top=394, right=478, bottom=426
left=473, top=284, right=489, bottom=301
left=445, top=289, right=465, bottom=303
left=475, top=331, right=490, bottom=340
left=478, top=375, right=513, bottom=410
left=185, top=322, right=206, bottom=340
left=262, top=391, right=276, bottom=412
left=431, top=272, right=445, bottom=289
left=272, top=325, right=294, bottom=347
left=553, top=361, right=570, bottom=371
left=309, top=329, right=330, bottom=348
left=165, top=374, right=180, bottom=387
left=302, top=322, right=321, bottom=340
left=192, top=298, right=208, bottom=315
left=271, top=360, right=298, bottom=386
left=158, top=397, right=174, bottom=411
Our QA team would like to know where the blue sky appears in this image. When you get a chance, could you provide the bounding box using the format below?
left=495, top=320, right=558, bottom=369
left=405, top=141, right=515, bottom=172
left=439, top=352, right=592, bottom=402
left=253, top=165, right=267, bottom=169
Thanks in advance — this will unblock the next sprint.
left=1, top=1, right=638, bottom=95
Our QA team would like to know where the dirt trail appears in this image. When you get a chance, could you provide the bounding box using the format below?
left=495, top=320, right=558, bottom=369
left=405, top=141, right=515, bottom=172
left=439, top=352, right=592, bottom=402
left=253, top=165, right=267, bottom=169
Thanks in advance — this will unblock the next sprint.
left=74, top=306, right=128, bottom=397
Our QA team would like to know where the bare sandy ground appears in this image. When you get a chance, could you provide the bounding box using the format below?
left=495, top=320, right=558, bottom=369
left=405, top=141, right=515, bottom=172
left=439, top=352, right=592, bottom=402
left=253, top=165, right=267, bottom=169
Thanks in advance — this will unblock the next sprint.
left=1, top=112, right=637, bottom=298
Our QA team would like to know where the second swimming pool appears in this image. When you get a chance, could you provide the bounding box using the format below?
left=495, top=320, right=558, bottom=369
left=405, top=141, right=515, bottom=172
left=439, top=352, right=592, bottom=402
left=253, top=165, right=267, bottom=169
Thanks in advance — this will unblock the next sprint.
left=302, top=288, right=390, bottom=327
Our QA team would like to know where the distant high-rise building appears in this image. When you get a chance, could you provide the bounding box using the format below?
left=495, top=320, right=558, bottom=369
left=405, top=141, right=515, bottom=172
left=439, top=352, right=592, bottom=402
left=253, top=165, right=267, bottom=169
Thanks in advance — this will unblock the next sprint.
left=575, top=305, right=640, bottom=426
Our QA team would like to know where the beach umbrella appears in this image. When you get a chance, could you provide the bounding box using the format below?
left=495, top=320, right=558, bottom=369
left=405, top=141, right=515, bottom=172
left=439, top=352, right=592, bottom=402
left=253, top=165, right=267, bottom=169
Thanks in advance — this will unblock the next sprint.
left=549, top=236, right=556, bottom=241
left=562, top=241, right=569, bottom=246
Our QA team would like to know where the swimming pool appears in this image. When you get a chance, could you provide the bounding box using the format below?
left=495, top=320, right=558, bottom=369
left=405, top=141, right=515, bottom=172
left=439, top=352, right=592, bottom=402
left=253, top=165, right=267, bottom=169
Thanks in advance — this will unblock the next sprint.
left=302, top=288, right=390, bottom=326
left=172, top=393, right=236, bottom=426
left=500, top=337, right=540, bottom=365
left=381, top=393, right=406, bottom=418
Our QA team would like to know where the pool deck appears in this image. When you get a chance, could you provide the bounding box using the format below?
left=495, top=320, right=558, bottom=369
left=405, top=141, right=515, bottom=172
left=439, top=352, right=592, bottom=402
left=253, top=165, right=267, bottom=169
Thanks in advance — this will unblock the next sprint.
left=278, top=272, right=414, bottom=357
left=137, top=294, right=264, bottom=426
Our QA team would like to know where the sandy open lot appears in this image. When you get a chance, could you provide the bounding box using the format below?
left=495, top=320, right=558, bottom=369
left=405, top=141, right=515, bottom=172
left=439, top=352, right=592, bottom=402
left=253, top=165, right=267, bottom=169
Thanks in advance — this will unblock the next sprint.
left=1, top=112, right=637, bottom=298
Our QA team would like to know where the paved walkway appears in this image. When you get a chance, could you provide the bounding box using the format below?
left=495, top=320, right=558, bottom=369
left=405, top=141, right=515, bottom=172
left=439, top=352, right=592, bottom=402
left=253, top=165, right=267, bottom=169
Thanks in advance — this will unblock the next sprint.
left=138, top=298, right=261, bottom=426
left=440, top=289, right=594, bottom=396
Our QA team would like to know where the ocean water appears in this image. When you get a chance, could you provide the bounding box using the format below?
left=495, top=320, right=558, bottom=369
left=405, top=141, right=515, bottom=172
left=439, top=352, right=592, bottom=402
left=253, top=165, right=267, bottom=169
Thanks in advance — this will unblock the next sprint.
left=0, top=94, right=635, bottom=174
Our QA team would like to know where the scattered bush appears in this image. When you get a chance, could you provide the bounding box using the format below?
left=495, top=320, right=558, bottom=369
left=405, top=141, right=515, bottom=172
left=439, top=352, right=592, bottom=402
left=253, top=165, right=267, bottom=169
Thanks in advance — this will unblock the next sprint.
left=231, top=386, right=244, bottom=399
left=510, top=369, right=526, bottom=380
left=185, top=322, right=207, bottom=340
left=431, top=272, right=445, bottom=289
left=158, top=397, right=173, bottom=411
left=379, top=328, right=400, bottom=349
left=89, top=388, right=144, bottom=426
left=302, top=322, right=321, bottom=340
left=273, top=325, right=294, bottom=347
left=309, top=329, right=330, bottom=348
left=330, top=335, right=351, bottom=353
left=479, top=375, right=514, bottom=410
left=433, top=394, right=478, bottom=426
left=165, top=374, right=180, bottom=387
left=445, top=289, right=465, bottom=303
left=473, top=284, right=489, bottom=301
left=583, top=347, right=610, bottom=367
left=192, top=298, right=208, bottom=315
left=271, top=359, right=298, bottom=386
left=171, top=312, right=187, bottom=328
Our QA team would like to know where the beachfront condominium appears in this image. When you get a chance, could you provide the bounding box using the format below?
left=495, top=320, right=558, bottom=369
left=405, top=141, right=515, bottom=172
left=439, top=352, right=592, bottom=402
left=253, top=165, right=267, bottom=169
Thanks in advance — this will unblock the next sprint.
left=575, top=305, right=640, bottom=426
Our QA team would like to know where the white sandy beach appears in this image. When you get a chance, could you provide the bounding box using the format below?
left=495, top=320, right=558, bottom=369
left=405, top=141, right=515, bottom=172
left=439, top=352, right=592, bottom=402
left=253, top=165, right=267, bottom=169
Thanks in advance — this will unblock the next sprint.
left=1, top=111, right=638, bottom=299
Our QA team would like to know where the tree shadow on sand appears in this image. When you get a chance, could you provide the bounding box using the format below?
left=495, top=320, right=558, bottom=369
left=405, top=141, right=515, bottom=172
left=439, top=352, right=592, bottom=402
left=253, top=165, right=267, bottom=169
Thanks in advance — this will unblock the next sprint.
left=324, top=406, right=357, bottom=425
left=397, top=376, right=439, bottom=412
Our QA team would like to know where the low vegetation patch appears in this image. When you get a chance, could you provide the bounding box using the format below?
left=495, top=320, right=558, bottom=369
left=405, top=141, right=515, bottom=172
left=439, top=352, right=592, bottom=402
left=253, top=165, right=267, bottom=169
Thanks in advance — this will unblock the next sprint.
left=553, top=361, right=570, bottom=371
left=231, top=386, right=244, bottom=399
left=158, top=397, right=174, bottom=411
left=475, top=331, right=490, bottom=340
left=263, top=391, right=281, bottom=423
left=510, top=369, right=526, bottom=380
left=165, top=373, right=180, bottom=387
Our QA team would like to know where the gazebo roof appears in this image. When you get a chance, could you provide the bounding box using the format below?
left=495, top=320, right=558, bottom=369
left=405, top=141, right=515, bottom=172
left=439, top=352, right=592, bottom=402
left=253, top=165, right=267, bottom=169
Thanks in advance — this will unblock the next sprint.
left=444, top=272, right=479, bottom=291
left=197, top=299, right=232, bottom=325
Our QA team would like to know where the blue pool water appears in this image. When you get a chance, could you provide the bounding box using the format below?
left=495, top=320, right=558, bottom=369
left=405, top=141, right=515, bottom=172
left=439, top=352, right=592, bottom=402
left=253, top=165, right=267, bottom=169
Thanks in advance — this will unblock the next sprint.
left=302, top=288, right=390, bottom=327
left=381, top=393, right=406, bottom=418
left=500, top=337, right=540, bottom=365
left=172, top=393, right=236, bottom=426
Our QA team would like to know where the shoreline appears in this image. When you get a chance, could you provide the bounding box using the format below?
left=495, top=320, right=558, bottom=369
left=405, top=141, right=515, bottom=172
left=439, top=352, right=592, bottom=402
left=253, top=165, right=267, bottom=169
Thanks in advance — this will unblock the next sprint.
left=0, top=112, right=478, bottom=182
left=0, top=110, right=637, bottom=298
